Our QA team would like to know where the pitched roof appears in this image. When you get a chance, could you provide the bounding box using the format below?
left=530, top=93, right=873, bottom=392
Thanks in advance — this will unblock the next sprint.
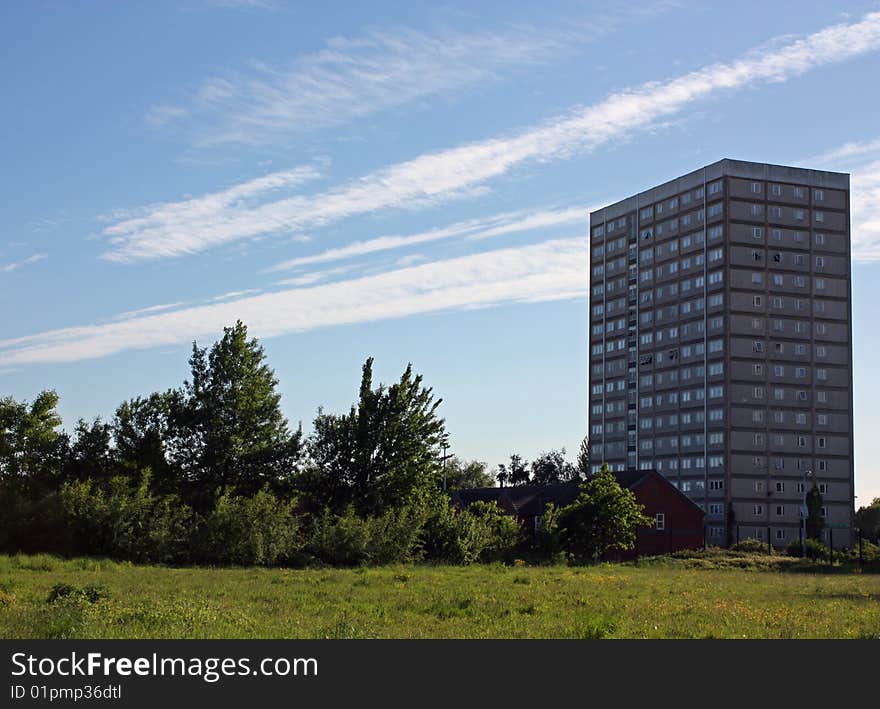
left=451, top=482, right=580, bottom=516
left=452, top=469, right=705, bottom=517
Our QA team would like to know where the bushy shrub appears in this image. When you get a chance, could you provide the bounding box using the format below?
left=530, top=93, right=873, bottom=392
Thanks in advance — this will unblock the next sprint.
left=198, top=488, right=304, bottom=566
left=420, top=498, right=521, bottom=565
left=535, top=502, right=564, bottom=560
left=785, top=538, right=834, bottom=561
left=305, top=497, right=430, bottom=566
left=731, top=538, right=771, bottom=554
left=59, top=473, right=193, bottom=563
left=46, top=582, right=109, bottom=604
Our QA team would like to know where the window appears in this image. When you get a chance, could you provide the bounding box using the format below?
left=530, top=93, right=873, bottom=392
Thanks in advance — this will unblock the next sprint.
left=815, top=211, right=825, bottom=223
left=753, top=341, right=764, bottom=353
left=753, top=295, right=763, bottom=307
left=793, top=209, right=805, bottom=221
left=816, top=256, right=825, bottom=268
left=753, top=363, right=764, bottom=375
left=752, top=409, right=764, bottom=422
left=820, top=507, right=828, bottom=519
left=794, top=187, right=804, bottom=199
left=775, top=481, right=785, bottom=493
left=655, top=513, right=665, bottom=531
left=753, top=386, right=764, bottom=399
left=819, top=483, right=828, bottom=495
left=709, top=503, right=723, bottom=515
left=709, top=181, right=722, bottom=195
left=814, top=189, right=825, bottom=201
left=818, top=437, right=827, bottom=449
left=771, top=184, right=782, bottom=196
left=753, top=504, right=764, bottom=515
left=709, top=479, right=724, bottom=491
left=776, top=529, right=786, bottom=541
left=775, top=505, right=785, bottom=517
left=752, top=227, right=764, bottom=240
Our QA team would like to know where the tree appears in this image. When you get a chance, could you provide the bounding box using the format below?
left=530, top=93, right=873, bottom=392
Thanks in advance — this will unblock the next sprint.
left=530, top=448, right=579, bottom=485
left=576, top=435, right=591, bottom=479
left=855, top=497, right=880, bottom=543
left=805, top=482, right=825, bottom=541
left=0, top=390, right=66, bottom=494
left=557, top=463, right=651, bottom=562
left=442, top=457, right=495, bottom=490
left=497, top=454, right=530, bottom=487
left=173, top=321, right=304, bottom=506
left=112, top=391, right=180, bottom=494
left=63, top=417, right=114, bottom=484
left=305, top=357, right=448, bottom=516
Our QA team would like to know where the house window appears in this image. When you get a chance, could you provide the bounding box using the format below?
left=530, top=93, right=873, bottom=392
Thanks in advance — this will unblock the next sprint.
left=776, top=528, right=786, bottom=541
left=820, top=507, right=828, bottom=519
left=775, top=482, right=785, bottom=493
left=753, top=504, right=764, bottom=515
left=819, top=483, right=828, bottom=495
left=775, top=505, right=785, bottom=516
left=655, top=513, right=665, bottom=531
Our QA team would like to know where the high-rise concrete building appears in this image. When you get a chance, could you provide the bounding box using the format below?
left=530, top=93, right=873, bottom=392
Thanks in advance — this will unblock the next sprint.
left=588, top=159, right=854, bottom=548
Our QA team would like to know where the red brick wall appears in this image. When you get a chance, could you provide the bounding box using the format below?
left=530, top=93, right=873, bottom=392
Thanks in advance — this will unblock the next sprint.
left=614, top=474, right=705, bottom=559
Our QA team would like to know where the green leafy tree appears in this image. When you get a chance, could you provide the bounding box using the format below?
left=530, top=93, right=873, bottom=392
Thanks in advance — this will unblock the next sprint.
left=497, top=454, right=530, bottom=487
left=576, top=436, right=591, bottom=479
left=855, top=497, right=880, bottom=543
left=63, top=417, right=114, bottom=484
left=174, top=321, right=304, bottom=506
left=305, top=357, right=448, bottom=516
left=443, top=457, right=495, bottom=490
left=558, top=463, right=651, bottom=562
left=112, top=391, right=180, bottom=494
left=0, top=390, right=66, bottom=494
left=530, top=448, right=579, bottom=485
left=806, top=482, right=825, bottom=541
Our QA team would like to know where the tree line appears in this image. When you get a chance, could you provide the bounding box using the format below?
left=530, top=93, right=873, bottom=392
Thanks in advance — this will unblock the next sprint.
left=0, top=321, right=644, bottom=566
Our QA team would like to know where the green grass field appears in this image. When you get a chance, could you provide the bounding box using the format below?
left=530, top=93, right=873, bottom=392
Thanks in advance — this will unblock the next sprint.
left=1, top=552, right=878, bottom=639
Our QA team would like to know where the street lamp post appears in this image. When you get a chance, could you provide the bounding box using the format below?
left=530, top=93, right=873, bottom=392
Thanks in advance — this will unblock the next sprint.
left=801, top=469, right=813, bottom=559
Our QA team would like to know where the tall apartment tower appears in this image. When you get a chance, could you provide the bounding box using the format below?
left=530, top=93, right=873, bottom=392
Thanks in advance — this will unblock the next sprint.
left=588, top=159, right=854, bottom=548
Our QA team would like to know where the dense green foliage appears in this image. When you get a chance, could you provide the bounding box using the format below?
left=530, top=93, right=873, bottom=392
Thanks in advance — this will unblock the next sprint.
left=856, top=497, right=880, bottom=542
left=558, top=465, right=652, bottom=562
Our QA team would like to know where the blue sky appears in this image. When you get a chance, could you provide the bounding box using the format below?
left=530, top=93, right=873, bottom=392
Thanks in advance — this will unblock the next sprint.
left=2, top=1, right=880, bottom=504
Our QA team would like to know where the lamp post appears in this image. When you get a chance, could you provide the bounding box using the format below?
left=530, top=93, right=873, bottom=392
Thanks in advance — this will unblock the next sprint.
left=801, top=469, right=813, bottom=559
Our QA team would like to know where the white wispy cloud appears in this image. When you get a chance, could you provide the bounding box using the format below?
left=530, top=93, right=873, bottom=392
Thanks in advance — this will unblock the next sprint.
left=111, top=302, right=186, bottom=321
left=850, top=160, right=880, bottom=261
left=0, top=239, right=587, bottom=366
left=149, top=19, right=605, bottom=145
left=103, top=11, right=880, bottom=264
left=274, top=264, right=359, bottom=287
left=0, top=253, right=47, bottom=273
left=808, top=137, right=880, bottom=167
left=102, top=164, right=323, bottom=261
left=267, top=205, right=590, bottom=272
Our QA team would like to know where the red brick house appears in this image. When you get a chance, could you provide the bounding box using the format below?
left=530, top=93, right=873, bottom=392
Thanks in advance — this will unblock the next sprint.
left=609, top=469, right=705, bottom=559
left=451, top=469, right=705, bottom=558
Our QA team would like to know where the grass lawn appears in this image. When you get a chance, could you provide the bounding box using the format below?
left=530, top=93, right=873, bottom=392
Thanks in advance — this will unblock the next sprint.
left=1, top=552, right=878, bottom=639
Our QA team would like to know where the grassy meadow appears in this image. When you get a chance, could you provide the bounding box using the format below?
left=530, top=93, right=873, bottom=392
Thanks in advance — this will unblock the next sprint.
left=1, top=552, right=878, bottom=639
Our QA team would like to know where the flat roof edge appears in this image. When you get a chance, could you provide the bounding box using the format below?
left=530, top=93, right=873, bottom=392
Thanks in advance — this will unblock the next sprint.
left=590, top=158, right=850, bottom=222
